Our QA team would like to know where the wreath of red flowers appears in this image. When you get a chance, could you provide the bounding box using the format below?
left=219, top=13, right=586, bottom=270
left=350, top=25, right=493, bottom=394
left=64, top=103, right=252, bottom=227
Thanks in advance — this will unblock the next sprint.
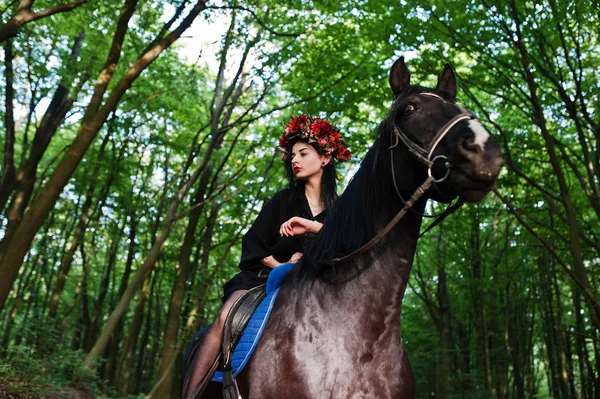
left=278, top=115, right=351, bottom=162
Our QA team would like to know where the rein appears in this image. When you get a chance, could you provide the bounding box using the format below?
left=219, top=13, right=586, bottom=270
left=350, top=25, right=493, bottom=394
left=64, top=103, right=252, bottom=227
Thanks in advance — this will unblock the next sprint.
left=333, top=94, right=472, bottom=263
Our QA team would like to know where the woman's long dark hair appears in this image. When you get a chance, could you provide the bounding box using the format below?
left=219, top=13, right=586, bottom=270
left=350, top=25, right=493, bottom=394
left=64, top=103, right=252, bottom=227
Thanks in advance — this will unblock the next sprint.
left=283, top=138, right=338, bottom=211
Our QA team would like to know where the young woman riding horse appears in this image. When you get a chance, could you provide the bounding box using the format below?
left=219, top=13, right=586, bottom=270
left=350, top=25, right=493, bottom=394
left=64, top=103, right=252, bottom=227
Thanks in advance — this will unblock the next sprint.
left=182, top=116, right=351, bottom=399
left=214, top=56, right=503, bottom=398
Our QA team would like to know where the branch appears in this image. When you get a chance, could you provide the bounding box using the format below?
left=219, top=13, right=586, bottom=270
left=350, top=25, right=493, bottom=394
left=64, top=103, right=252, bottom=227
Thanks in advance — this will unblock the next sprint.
left=81, top=0, right=138, bottom=123
left=554, top=138, right=600, bottom=219
left=28, top=0, right=87, bottom=20
left=207, top=4, right=303, bottom=37
left=98, top=0, right=209, bottom=123
left=143, top=0, right=188, bottom=53
left=0, top=1, right=18, bottom=17
left=173, top=170, right=239, bottom=222
left=0, top=0, right=88, bottom=43
left=493, top=189, right=598, bottom=308
left=123, top=89, right=174, bottom=113
left=536, top=191, right=600, bottom=255
left=222, top=56, right=367, bottom=131
left=409, top=265, right=441, bottom=328
left=555, top=325, right=600, bottom=343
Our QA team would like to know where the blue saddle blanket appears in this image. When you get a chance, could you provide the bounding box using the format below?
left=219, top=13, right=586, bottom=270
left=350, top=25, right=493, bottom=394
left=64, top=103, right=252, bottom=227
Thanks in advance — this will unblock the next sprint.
left=211, top=263, right=293, bottom=382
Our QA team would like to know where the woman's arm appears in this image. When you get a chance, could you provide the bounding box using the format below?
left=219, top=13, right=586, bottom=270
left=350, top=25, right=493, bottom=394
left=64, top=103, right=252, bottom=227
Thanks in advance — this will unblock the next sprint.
left=279, top=217, right=323, bottom=237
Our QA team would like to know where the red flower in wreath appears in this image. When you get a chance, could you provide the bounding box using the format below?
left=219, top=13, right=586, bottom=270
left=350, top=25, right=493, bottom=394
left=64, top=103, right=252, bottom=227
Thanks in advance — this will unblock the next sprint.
left=279, top=115, right=351, bottom=162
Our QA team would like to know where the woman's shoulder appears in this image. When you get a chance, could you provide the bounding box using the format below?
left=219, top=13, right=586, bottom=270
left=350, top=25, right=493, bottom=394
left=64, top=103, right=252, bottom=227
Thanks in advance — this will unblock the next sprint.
left=260, top=187, right=293, bottom=210
left=270, top=187, right=296, bottom=202
left=264, top=187, right=305, bottom=214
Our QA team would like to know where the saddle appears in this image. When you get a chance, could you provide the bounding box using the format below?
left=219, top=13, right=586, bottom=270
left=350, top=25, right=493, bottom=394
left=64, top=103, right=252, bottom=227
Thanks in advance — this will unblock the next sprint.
left=183, top=263, right=294, bottom=399
left=183, top=284, right=266, bottom=399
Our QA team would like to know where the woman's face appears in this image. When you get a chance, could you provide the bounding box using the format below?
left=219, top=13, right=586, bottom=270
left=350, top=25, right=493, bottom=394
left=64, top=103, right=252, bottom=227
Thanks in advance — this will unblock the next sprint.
left=290, top=142, right=329, bottom=181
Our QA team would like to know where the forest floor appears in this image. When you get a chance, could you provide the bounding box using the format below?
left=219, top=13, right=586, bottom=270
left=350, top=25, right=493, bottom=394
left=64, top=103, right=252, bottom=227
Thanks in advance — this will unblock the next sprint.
left=0, top=376, right=95, bottom=399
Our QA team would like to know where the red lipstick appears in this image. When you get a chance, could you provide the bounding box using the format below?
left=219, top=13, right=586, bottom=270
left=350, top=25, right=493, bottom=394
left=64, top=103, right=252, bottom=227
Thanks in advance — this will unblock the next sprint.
left=293, top=166, right=301, bottom=174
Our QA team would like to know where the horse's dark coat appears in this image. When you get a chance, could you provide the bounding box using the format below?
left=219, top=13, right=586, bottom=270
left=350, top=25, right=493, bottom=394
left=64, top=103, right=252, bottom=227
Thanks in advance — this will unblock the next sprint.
left=202, top=56, right=503, bottom=398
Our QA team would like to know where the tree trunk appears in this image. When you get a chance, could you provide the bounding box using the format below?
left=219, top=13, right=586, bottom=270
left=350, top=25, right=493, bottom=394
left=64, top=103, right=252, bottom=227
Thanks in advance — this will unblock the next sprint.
left=0, top=31, right=84, bottom=254
left=115, top=272, right=152, bottom=395
left=151, top=166, right=212, bottom=398
left=428, top=229, right=454, bottom=398
left=0, top=39, right=16, bottom=215
left=510, top=0, right=600, bottom=331
left=47, top=128, right=113, bottom=318
left=103, top=211, right=138, bottom=385
left=573, top=289, right=594, bottom=399
left=594, top=338, right=600, bottom=396
left=550, top=260, right=574, bottom=398
left=0, top=240, right=41, bottom=353
left=437, top=264, right=454, bottom=399
left=508, top=281, right=532, bottom=399
left=538, top=255, right=562, bottom=398
left=83, top=219, right=125, bottom=351
left=469, top=210, right=494, bottom=395
left=491, top=218, right=511, bottom=399
left=74, top=238, right=92, bottom=351
left=133, top=267, right=160, bottom=394
left=0, top=0, right=209, bottom=311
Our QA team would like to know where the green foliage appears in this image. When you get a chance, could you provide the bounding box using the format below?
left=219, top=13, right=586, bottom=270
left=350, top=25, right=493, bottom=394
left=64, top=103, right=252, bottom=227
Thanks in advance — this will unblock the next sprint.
left=2, top=346, right=43, bottom=377
left=0, top=0, right=598, bottom=397
left=1, top=344, right=99, bottom=390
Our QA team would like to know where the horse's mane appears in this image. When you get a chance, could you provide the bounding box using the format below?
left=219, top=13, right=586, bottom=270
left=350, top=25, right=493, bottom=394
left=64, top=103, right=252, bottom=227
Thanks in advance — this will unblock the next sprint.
left=286, top=86, right=436, bottom=285
left=293, top=139, right=381, bottom=281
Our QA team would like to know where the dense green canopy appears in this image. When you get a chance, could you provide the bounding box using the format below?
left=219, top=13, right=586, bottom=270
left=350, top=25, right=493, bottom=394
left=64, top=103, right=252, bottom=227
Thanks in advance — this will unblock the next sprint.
left=0, top=0, right=598, bottom=397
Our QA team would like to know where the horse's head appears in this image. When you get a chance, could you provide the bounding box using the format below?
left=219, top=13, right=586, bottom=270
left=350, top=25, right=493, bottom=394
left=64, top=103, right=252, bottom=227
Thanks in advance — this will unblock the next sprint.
left=387, top=57, right=503, bottom=203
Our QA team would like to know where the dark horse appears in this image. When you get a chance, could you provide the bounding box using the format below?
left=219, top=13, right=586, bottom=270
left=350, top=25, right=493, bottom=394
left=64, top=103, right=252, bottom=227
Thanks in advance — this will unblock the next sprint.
left=202, top=56, right=503, bottom=398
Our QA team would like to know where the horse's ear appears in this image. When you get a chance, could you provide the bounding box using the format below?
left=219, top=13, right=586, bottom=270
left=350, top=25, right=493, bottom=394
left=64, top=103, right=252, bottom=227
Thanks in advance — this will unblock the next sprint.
left=389, top=56, right=410, bottom=97
left=436, top=63, right=457, bottom=101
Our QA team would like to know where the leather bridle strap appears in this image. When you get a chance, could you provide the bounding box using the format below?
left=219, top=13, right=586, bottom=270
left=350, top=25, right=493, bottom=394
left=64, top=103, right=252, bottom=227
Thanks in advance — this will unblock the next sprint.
left=417, top=197, right=464, bottom=238
left=332, top=100, right=475, bottom=264
left=393, top=113, right=475, bottom=169
left=427, top=114, right=474, bottom=158
left=333, top=175, right=435, bottom=263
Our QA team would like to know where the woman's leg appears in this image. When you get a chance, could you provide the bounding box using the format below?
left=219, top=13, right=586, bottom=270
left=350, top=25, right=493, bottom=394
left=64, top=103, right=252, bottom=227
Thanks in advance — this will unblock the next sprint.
left=183, top=289, right=247, bottom=399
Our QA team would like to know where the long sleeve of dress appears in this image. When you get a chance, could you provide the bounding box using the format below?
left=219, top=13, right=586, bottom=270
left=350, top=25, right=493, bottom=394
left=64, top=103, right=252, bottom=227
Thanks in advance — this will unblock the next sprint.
left=238, top=188, right=318, bottom=272
left=238, top=191, right=287, bottom=273
left=222, top=187, right=329, bottom=301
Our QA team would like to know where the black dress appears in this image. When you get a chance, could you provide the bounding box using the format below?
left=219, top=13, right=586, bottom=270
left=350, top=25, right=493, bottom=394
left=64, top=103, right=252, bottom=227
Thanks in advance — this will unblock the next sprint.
left=222, top=186, right=327, bottom=301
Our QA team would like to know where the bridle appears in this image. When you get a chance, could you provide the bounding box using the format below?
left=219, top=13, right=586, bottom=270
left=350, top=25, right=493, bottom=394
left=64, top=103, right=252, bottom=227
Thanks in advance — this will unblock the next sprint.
left=391, top=93, right=475, bottom=184
left=333, top=93, right=474, bottom=263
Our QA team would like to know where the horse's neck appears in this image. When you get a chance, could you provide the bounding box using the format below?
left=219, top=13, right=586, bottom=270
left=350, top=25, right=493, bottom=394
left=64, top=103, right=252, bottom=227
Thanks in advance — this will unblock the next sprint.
left=312, top=198, right=426, bottom=329
left=357, top=208, right=424, bottom=308
left=327, top=151, right=427, bottom=318
left=283, top=148, right=428, bottom=333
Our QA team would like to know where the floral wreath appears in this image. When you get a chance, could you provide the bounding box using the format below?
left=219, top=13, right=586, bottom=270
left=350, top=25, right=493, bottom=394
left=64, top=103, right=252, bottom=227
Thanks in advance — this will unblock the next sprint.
left=278, top=115, right=351, bottom=162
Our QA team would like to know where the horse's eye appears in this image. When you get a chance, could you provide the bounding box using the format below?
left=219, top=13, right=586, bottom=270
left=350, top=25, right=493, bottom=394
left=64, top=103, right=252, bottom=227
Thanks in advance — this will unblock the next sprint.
left=404, top=104, right=416, bottom=115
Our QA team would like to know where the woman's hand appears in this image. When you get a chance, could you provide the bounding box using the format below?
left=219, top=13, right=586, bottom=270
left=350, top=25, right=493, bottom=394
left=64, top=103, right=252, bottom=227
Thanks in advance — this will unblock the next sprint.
left=289, top=252, right=303, bottom=264
left=261, top=252, right=303, bottom=268
left=279, top=217, right=322, bottom=236
left=261, top=255, right=282, bottom=268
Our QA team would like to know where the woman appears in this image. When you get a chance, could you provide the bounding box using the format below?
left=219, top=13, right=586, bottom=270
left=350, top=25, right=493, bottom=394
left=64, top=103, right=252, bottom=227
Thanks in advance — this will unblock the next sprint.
left=183, top=115, right=351, bottom=399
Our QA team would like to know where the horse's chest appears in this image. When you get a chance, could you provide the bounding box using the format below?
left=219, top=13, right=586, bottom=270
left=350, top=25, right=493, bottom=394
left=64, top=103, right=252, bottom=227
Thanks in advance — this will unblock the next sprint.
left=249, top=313, right=408, bottom=398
